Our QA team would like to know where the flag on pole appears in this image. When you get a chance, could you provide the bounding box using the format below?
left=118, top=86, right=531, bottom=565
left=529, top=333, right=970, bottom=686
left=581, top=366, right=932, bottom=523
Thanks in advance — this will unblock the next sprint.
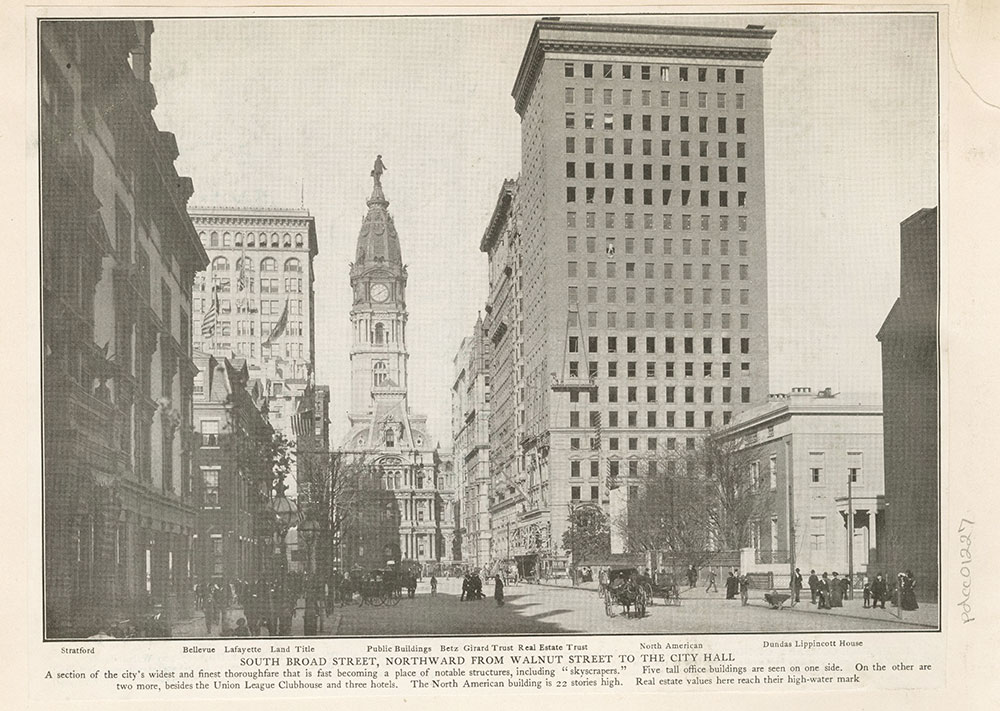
left=236, top=255, right=248, bottom=293
left=291, top=408, right=314, bottom=438
left=264, top=300, right=288, bottom=345
left=201, top=286, right=219, bottom=338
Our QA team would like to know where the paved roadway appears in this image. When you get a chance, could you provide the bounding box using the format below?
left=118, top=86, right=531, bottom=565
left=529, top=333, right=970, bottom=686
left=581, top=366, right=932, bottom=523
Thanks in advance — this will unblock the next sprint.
left=329, top=577, right=932, bottom=636
left=171, top=577, right=935, bottom=638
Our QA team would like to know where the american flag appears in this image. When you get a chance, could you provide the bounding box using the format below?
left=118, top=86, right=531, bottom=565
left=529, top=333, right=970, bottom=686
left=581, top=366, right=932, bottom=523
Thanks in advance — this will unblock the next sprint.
left=201, top=286, right=219, bottom=338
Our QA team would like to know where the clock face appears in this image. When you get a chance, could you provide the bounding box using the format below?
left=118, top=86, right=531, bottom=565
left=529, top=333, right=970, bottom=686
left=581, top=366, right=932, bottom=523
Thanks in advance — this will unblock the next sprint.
left=370, top=283, right=390, bottom=302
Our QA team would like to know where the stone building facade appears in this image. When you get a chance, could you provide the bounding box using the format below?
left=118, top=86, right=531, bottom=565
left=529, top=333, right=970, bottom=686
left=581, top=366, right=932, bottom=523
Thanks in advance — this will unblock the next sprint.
left=479, top=19, right=775, bottom=576
left=339, top=169, right=449, bottom=571
left=41, top=20, right=207, bottom=637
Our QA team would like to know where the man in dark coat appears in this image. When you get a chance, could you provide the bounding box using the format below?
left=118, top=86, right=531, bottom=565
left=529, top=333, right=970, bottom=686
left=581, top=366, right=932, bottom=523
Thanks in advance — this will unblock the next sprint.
left=808, top=570, right=820, bottom=604
left=792, top=568, right=804, bottom=603
left=871, top=573, right=888, bottom=609
left=817, top=573, right=832, bottom=609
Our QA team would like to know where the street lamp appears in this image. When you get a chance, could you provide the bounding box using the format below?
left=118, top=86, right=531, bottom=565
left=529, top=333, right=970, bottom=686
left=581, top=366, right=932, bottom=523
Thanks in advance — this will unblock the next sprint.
left=297, top=517, right=322, bottom=635
left=268, top=484, right=299, bottom=582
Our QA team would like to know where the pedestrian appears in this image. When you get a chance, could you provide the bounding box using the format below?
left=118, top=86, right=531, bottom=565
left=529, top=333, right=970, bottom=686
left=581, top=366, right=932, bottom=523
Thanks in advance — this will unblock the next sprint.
left=900, top=570, right=919, bottom=611
left=739, top=573, right=750, bottom=606
left=234, top=618, right=250, bottom=637
left=817, top=573, right=831, bottom=609
left=829, top=572, right=844, bottom=608
left=808, top=569, right=819, bottom=604
left=725, top=570, right=738, bottom=600
left=430, top=574, right=438, bottom=595
left=494, top=574, right=505, bottom=607
left=862, top=576, right=871, bottom=608
left=705, top=569, right=718, bottom=593
left=460, top=573, right=470, bottom=602
left=204, top=591, right=217, bottom=634
left=688, top=564, right=698, bottom=589
left=871, top=573, right=887, bottom=609
left=792, top=568, right=803, bottom=603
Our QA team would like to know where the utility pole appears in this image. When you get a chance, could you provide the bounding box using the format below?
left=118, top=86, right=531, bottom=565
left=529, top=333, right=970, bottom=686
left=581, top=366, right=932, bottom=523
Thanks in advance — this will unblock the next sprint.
left=847, top=467, right=854, bottom=600
left=786, top=438, right=796, bottom=606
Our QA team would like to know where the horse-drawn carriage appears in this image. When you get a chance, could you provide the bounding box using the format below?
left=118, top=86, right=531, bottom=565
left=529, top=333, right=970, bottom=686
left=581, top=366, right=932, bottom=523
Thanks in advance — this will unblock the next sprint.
left=649, top=571, right=682, bottom=606
left=339, top=569, right=403, bottom=607
left=601, top=567, right=649, bottom=618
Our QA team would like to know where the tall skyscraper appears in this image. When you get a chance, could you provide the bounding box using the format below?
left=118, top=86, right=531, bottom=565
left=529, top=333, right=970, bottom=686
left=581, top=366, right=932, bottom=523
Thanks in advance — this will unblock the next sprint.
left=485, top=19, right=774, bottom=574
left=187, top=207, right=319, bottom=492
left=340, top=167, right=447, bottom=569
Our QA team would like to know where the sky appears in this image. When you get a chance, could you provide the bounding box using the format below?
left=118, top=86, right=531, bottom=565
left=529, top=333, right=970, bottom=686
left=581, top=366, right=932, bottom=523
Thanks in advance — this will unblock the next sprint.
left=149, top=12, right=938, bottom=447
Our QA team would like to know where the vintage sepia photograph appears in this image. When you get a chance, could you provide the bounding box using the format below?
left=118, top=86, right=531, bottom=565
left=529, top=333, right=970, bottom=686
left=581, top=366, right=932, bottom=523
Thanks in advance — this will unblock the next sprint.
left=40, top=11, right=939, bottom=642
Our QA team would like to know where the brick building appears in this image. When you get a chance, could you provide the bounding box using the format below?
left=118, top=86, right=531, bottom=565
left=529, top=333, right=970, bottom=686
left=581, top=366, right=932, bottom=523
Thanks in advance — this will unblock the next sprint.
left=877, top=207, right=939, bottom=600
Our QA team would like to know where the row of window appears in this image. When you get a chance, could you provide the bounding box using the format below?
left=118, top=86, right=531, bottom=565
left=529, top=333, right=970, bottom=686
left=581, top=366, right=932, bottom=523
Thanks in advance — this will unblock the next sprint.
left=206, top=256, right=302, bottom=273
left=567, top=360, right=751, bottom=380
left=566, top=311, right=753, bottom=330
left=194, top=298, right=304, bottom=316
left=570, top=260, right=751, bottom=279
left=568, top=406, right=745, bottom=429
left=569, top=136, right=748, bottom=160
left=570, top=335, right=750, bottom=355
left=565, top=87, right=746, bottom=110
left=568, top=186, right=749, bottom=208
left=564, top=63, right=745, bottom=84
left=199, top=231, right=305, bottom=249
left=569, top=285, right=753, bottom=307
left=568, top=214, right=748, bottom=233
left=567, top=163, right=748, bottom=184
left=566, top=112, right=748, bottom=137
left=571, top=435, right=697, bottom=452
left=567, top=384, right=746, bottom=405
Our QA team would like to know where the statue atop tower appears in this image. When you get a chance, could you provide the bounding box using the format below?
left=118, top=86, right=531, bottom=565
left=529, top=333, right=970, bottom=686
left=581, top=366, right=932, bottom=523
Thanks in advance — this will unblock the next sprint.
left=371, top=154, right=387, bottom=187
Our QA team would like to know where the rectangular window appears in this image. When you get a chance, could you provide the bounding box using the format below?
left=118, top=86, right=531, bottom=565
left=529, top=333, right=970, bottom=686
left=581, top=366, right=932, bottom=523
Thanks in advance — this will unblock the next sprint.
left=603, top=63, right=613, bottom=79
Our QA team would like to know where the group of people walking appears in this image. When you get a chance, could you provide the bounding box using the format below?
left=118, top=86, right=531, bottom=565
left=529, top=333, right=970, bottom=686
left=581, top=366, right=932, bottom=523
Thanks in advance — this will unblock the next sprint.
left=197, top=577, right=303, bottom=637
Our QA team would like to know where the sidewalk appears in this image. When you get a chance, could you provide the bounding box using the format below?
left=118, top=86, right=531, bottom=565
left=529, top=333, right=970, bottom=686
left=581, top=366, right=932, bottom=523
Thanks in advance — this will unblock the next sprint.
left=534, top=579, right=938, bottom=629
left=170, top=601, right=345, bottom=639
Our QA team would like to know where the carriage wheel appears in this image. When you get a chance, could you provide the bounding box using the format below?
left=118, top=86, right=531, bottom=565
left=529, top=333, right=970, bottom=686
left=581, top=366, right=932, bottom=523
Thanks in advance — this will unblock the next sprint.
left=604, top=589, right=614, bottom=617
left=386, top=587, right=401, bottom=606
left=372, top=588, right=386, bottom=607
left=640, top=583, right=654, bottom=607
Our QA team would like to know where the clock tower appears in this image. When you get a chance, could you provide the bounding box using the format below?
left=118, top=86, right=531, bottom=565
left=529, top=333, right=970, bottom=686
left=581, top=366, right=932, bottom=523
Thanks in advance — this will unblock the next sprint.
left=348, top=170, right=409, bottom=417
left=340, top=161, right=447, bottom=570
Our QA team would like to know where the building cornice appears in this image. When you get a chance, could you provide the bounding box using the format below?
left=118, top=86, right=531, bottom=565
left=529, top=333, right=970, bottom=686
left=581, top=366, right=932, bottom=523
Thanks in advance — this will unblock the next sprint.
left=513, top=21, right=775, bottom=115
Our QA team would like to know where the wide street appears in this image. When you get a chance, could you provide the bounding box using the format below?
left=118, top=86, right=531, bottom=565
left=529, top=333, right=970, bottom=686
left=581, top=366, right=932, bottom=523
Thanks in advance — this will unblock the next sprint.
left=172, top=577, right=935, bottom=639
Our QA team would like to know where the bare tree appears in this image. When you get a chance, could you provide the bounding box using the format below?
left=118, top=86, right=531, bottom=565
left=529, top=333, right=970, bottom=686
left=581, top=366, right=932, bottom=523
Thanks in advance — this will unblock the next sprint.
left=615, top=430, right=773, bottom=564
left=562, top=505, right=611, bottom=565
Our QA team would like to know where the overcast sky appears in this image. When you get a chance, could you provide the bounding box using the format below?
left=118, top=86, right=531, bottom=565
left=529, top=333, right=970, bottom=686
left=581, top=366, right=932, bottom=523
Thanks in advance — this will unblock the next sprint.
left=150, top=12, right=938, bottom=446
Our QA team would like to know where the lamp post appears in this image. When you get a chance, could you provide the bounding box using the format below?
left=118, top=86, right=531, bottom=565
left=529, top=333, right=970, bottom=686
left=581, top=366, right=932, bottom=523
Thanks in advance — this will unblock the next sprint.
left=297, top=518, right=321, bottom=635
left=268, top=482, right=298, bottom=587
left=846, top=468, right=854, bottom=601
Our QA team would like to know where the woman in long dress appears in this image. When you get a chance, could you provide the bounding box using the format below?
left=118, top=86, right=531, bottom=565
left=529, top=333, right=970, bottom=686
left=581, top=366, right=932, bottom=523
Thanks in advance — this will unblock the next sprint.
left=900, top=571, right=919, bottom=611
left=494, top=575, right=505, bottom=607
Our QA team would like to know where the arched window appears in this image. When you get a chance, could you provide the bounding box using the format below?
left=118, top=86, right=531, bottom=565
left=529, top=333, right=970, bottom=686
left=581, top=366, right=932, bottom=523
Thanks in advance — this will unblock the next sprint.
left=236, top=257, right=254, bottom=272
left=211, top=256, right=229, bottom=271
left=246, top=232, right=255, bottom=246
left=198, top=231, right=206, bottom=245
left=210, top=231, right=219, bottom=247
left=373, top=361, right=388, bottom=387
left=283, top=233, right=292, bottom=247
left=234, top=232, right=243, bottom=246
left=270, top=232, right=279, bottom=247
left=260, top=257, right=277, bottom=272
left=259, top=233, right=268, bottom=247
left=374, top=322, right=385, bottom=345
left=222, top=232, right=232, bottom=246
left=284, top=258, right=301, bottom=273
left=295, top=233, right=304, bottom=246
